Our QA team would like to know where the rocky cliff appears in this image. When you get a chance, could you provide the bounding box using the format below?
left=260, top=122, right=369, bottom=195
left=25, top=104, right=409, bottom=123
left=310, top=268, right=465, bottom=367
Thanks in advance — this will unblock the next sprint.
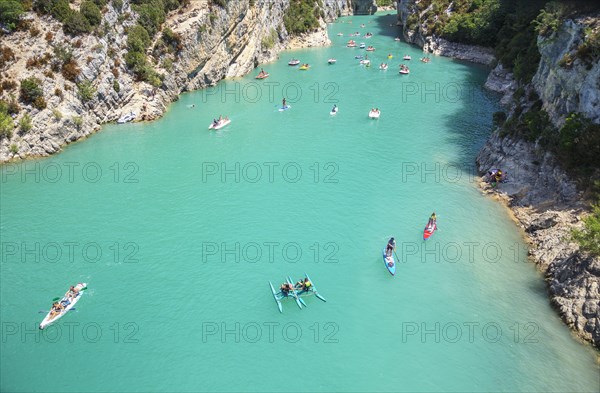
left=0, top=0, right=351, bottom=162
left=478, top=15, right=600, bottom=349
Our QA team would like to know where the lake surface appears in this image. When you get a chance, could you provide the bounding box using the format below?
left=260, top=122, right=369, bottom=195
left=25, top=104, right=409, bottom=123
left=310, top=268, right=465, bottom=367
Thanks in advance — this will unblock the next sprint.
left=1, top=13, right=598, bottom=393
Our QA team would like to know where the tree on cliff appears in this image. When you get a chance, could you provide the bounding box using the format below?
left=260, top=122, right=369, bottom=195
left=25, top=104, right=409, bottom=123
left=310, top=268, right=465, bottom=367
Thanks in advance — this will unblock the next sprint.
left=572, top=199, right=600, bottom=257
left=0, top=0, right=25, bottom=32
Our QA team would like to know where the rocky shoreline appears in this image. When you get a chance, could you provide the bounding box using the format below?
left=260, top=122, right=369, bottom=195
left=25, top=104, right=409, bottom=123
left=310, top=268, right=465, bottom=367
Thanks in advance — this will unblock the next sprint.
left=0, top=1, right=351, bottom=163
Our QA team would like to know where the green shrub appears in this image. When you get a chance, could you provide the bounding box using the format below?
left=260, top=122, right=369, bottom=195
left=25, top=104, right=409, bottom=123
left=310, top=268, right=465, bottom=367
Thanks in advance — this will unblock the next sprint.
left=261, top=28, right=278, bottom=49
left=51, top=0, right=73, bottom=22
left=19, top=113, right=32, bottom=133
left=77, top=80, right=96, bottom=102
left=72, top=115, right=83, bottom=129
left=63, top=11, right=92, bottom=35
left=0, top=111, right=14, bottom=139
left=533, top=2, right=564, bottom=37
left=284, top=0, right=320, bottom=35
left=112, top=0, right=123, bottom=12
left=161, top=27, right=182, bottom=52
left=0, top=0, right=25, bottom=31
left=19, top=78, right=44, bottom=104
left=557, top=113, right=600, bottom=172
left=127, top=24, right=151, bottom=52
left=52, top=109, right=62, bottom=120
left=113, top=80, right=120, bottom=92
left=211, top=0, right=226, bottom=7
left=81, top=0, right=102, bottom=26
left=572, top=201, right=600, bottom=257
left=135, top=0, right=166, bottom=36
left=9, top=143, right=18, bottom=154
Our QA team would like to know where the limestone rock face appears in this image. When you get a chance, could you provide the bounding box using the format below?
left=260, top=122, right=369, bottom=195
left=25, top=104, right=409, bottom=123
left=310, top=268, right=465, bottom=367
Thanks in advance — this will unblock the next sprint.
left=533, top=18, right=600, bottom=127
left=0, top=0, right=351, bottom=162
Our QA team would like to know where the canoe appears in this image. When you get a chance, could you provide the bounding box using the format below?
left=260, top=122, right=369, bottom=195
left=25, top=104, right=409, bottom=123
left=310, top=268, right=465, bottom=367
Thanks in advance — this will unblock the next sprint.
left=269, top=281, right=283, bottom=313
left=279, top=105, right=291, bottom=112
left=255, top=73, right=269, bottom=79
left=368, top=110, right=380, bottom=119
left=208, top=119, right=231, bottom=130
left=423, top=221, right=437, bottom=240
left=39, top=283, right=87, bottom=329
left=382, top=249, right=396, bottom=276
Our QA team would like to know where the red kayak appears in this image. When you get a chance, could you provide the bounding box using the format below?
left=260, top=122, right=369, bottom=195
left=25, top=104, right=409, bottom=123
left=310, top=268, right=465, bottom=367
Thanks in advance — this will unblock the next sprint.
left=423, top=221, right=437, bottom=240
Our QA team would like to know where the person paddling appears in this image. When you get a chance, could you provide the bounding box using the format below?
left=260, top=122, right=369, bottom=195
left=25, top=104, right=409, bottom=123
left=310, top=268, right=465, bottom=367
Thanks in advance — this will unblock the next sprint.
left=282, top=97, right=287, bottom=108
left=386, top=237, right=396, bottom=257
left=427, top=212, right=437, bottom=229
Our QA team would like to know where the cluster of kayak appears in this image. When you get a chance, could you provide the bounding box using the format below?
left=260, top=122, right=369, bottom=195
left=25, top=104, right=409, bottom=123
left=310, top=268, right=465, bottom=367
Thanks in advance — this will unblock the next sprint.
left=383, top=213, right=438, bottom=276
left=269, top=274, right=326, bottom=313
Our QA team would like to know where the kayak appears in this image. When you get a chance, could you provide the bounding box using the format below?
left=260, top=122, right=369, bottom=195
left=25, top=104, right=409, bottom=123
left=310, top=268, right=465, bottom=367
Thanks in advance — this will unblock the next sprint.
left=299, top=65, right=309, bottom=70
left=359, top=59, right=370, bottom=65
left=423, top=221, right=437, bottom=240
left=399, top=68, right=410, bottom=74
left=279, top=105, right=291, bottom=112
left=366, top=46, right=375, bottom=51
left=255, top=73, right=269, bottom=79
left=382, top=249, right=396, bottom=276
left=39, top=283, right=87, bottom=329
left=288, top=59, right=300, bottom=66
left=269, top=281, right=283, bottom=313
left=359, top=43, right=366, bottom=48
left=328, top=58, right=337, bottom=64
left=330, top=108, right=338, bottom=116
left=208, top=118, right=231, bottom=130
left=368, top=110, right=380, bottom=119
left=379, top=64, right=388, bottom=70
left=403, top=55, right=412, bottom=60
left=388, top=55, right=393, bottom=59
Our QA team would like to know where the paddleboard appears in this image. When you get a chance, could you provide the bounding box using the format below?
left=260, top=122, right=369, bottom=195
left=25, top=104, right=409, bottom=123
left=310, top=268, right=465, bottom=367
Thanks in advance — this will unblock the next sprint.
left=382, top=249, right=396, bottom=276
left=279, top=105, right=291, bottom=112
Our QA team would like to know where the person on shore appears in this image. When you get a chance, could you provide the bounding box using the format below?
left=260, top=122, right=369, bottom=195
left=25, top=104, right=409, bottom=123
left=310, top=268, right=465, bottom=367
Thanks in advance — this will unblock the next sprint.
left=386, top=237, right=396, bottom=257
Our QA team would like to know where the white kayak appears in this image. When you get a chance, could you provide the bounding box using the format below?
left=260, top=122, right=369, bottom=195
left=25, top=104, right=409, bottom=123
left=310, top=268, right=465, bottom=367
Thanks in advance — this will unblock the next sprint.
left=208, top=119, right=231, bottom=130
left=360, top=59, right=371, bottom=65
left=330, top=108, right=338, bottom=116
left=379, top=64, right=388, bottom=70
left=369, top=110, right=380, bottom=119
left=39, top=283, right=87, bottom=330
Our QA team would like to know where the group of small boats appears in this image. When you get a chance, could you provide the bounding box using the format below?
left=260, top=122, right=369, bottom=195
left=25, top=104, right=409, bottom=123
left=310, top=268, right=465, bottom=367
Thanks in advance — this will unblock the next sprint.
left=383, top=216, right=438, bottom=276
left=269, top=274, right=326, bottom=313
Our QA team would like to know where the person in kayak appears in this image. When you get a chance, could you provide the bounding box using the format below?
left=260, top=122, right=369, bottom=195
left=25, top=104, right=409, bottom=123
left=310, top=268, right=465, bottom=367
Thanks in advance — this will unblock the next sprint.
left=427, top=212, right=437, bottom=229
left=66, top=285, right=79, bottom=299
left=49, top=301, right=64, bottom=318
left=331, top=104, right=337, bottom=113
left=386, top=237, right=396, bottom=257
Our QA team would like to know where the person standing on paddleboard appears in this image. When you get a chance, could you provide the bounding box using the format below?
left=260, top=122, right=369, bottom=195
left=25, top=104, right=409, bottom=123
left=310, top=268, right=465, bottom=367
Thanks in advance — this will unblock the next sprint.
left=282, top=97, right=286, bottom=108
left=386, top=237, right=396, bottom=257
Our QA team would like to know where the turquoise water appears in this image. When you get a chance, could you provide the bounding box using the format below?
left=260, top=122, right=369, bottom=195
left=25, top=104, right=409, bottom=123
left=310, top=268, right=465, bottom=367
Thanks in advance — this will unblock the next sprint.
left=1, top=13, right=599, bottom=392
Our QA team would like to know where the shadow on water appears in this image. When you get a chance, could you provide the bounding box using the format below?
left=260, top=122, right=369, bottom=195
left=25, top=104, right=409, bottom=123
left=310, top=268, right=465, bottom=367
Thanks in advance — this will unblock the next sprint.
left=371, top=12, right=402, bottom=40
